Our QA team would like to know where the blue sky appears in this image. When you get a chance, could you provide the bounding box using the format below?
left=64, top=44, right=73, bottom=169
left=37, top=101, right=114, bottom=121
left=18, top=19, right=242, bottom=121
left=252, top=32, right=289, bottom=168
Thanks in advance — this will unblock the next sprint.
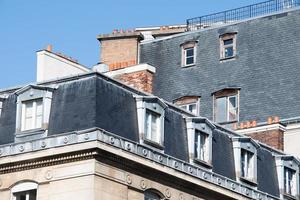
left=0, top=0, right=263, bottom=88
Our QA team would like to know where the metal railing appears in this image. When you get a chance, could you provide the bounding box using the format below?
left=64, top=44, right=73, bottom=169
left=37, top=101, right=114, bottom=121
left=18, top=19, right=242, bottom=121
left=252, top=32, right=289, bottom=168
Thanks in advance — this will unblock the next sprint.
left=187, top=0, right=300, bottom=31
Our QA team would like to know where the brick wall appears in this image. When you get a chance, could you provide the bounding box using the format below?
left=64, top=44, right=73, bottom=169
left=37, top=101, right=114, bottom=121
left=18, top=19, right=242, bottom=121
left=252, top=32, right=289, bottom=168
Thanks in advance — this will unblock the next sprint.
left=100, top=38, right=138, bottom=71
left=246, top=128, right=284, bottom=151
left=115, top=70, right=153, bottom=93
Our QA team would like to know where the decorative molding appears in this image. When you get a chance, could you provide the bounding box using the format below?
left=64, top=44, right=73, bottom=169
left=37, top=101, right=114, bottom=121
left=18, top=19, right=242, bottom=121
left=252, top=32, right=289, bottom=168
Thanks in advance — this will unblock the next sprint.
left=0, top=128, right=280, bottom=200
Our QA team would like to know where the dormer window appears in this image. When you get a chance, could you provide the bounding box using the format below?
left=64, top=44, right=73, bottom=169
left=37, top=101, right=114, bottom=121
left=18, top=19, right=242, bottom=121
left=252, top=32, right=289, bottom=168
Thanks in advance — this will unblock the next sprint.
left=186, top=117, right=215, bottom=168
left=135, top=96, right=167, bottom=149
left=15, top=85, right=55, bottom=141
left=232, top=137, right=259, bottom=186
left=21, top=99, right=43, bottom=131
left=220, top=33, right=237, bottom=60
left=174, top=96, right=200, bottom=116
left=213, top=88, right=240, bottom=129
left=181, top=41, right=197, bottom=67
left=275, top=155, right=300, bottom=199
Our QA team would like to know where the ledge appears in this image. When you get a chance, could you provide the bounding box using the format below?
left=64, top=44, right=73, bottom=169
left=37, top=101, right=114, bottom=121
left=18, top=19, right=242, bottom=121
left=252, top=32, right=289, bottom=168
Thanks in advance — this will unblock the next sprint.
left=193, top=158, right=213, bottom=169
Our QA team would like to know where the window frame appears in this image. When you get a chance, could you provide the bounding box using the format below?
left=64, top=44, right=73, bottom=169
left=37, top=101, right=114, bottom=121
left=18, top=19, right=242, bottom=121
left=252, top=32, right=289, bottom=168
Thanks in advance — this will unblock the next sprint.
left=232, top=137, right=259, bottom=186
left=11, top=182, right=38, bottom=200
left=135, top=96, right=167, bottom=149
left=275, top=155, right=300, bottom=199
left=174, top=96, right=200, bottom=116
left=186, top=117, right=215, bottom=169
left=220, top=33, right=237, bottom=60
left=181, top=41, right=198, bottom=67
left=213, top=89, right=240, bottom=127
left=21, top=98, right=43, bottom=132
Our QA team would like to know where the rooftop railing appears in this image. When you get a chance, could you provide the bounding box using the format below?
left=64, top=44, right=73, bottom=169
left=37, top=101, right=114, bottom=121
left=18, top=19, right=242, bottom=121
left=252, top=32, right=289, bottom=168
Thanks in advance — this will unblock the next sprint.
left=187, top=0, right=300, bottom=31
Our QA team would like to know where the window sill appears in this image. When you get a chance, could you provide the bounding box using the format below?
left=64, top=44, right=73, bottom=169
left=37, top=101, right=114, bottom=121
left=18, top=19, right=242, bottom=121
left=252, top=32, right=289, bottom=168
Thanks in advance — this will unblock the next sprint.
left=283, top=193, right=297, bottom=200
left=239, top=176, right=257, bottom=186
left=15, top=128, right=45, bottom=138
left=143, top=139, right=164, bottom=150
left=220, top=56, right=236, bottom=62
left=181, top=64, right=196, bottom=68
left=193, top=158, right=213, bottom=169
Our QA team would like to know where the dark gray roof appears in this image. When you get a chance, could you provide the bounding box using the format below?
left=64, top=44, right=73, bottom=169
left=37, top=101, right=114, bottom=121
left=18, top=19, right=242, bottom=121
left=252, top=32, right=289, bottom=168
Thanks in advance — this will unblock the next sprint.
left=139, top=8, right=300, bottom=123
left=0, top=72, right=283, bottom=197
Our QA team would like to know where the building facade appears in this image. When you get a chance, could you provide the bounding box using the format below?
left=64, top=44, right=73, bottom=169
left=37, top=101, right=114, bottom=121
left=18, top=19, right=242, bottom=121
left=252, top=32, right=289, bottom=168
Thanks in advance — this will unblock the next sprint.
left=0, top=72, right=297, bottom=200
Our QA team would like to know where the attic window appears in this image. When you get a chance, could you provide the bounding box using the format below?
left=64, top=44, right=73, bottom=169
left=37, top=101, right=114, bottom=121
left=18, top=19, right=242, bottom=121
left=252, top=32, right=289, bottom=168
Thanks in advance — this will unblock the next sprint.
left=275, top=156, right=300, bottom=199
left=181, top=41, right=197, bottom=67
left=232, top=137, right=259, bottom=186
left=186, top=117, right=215, bottom=168
left=174, top=96, right=200, bottom=115
left=15, top=85, right=55, bottom=140
left=220, top=33, right=237, bottom=60
left=213, top=88, right=239, bottom=128
left=135, top=96, right=167, bottom=149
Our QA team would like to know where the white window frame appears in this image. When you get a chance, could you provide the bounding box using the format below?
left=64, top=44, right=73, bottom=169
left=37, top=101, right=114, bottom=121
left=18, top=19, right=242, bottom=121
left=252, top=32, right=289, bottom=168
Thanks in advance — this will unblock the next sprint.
left=174, top=96, right=200, bottom=116
left=186, top=117, right=215, bottom=168
left=232, top=137, right=259, bottom=186
left=135, top=96, right=167, bottom=149
left=21, top=98, right=43, bottom=131
left=15, top=85, right=56, bottom=137
left=11, top=182, right=38, bottom=200
left=181, top=41, right=197, bottom=67
left=275, top=155, right=300, bottom=199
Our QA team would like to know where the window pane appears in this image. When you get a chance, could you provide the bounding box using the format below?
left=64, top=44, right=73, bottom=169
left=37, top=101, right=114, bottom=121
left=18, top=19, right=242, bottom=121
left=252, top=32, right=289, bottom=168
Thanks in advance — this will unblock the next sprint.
left=284, top=167, right=295, bottom=195
left=145, top=111, right=160, bottom=143
left=194, top=132, right=200, bottom=159
left=223, top=39, right=233, bottom=45
left=186, top=48, right=194, bottom=57
left=228, top=96, right=237, bottom=121
left=14, top=190, right=36, bottom=200
left=200, top=133, right=207, bottom=161
left=225, top=46, right=234, bottom=57
left=35, top=100, right=43, bottom=128
left=216, top=97, right=227, bottom=122
left=186, top=57, right=194, bottom=65
left=188, top=104, right=197, bottom=115
left=195, top=131, right=207, bottom=161
left=145, top=191, right=161, bottom=200
left=241, top=150, right=247, bottom=177
left=25, top=102, right=33, bottom=118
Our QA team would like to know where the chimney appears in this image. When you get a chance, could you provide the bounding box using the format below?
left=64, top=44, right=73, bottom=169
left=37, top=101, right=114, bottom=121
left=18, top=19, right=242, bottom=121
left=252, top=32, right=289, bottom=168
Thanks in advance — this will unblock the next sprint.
left=46, top=44, right=53, bottom=52
left=104, top=63, right=156, bottom=93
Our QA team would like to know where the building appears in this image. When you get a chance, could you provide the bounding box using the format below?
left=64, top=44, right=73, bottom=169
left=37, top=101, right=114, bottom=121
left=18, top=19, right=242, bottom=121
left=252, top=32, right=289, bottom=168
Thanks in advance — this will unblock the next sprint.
left=1, top=66, right=299, bottom=200
left=97, top=0, right=300, bottom=157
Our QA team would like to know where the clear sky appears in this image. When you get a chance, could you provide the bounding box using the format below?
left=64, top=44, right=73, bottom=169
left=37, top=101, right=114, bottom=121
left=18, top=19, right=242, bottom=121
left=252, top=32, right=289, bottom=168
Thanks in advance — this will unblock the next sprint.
left=0, top=0, right=263, bottom=89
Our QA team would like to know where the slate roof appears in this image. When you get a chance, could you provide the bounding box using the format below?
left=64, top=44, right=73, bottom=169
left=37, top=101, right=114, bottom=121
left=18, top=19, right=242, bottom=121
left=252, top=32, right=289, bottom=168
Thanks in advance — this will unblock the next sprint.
left=0, top=72, right=286, bottom=197
left=139, top=8, right=300, bottom=124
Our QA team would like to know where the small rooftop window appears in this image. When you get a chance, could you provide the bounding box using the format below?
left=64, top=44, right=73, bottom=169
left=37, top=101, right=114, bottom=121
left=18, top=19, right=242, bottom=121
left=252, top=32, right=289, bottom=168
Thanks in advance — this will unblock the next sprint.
left=181, top=41, right=198, bottom=67
left=220, top=33, right=237, bottom=60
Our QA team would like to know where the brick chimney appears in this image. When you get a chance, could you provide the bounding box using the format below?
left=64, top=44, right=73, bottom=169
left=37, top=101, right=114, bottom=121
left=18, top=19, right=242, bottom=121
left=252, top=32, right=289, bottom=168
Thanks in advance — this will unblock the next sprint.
left=236, top=116, right=286, bottom=151
left=104, top=63, right=155, bottom=93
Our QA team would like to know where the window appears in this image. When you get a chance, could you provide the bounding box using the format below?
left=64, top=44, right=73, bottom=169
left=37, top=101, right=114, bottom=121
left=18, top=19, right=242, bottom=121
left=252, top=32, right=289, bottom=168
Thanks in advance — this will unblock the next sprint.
left=194, top=130, right=209, bottom=162
left=241, top=149, right=254, bottom=180
left=213, top=88, right=239, bottom=128
left=13, top=190, right=37, bottom=200
left=0, top=100, right=3, bottom=117
left=174, top=96, right=200, bottom=116
left=135, top=96, right=167, bottom=148
left=145, top=110, right=161, bottom=144
left=15, top=85, right=55, bottom=142
left=186, top=117, right=215, bottom=168
left=232, top=137, right=259, bottom=185
left=220, top=33, right=237, bottom=60
left=181, top=41, right=197, bottom=67
left=21, top=99, right=43, bottom=131
left=284, top=167, right=296, bottom=196
left=275, top=155, right=300, bottom=199
left=144, top=190, right=162, bottom=200
left=11, top=182, right=38, bottom=200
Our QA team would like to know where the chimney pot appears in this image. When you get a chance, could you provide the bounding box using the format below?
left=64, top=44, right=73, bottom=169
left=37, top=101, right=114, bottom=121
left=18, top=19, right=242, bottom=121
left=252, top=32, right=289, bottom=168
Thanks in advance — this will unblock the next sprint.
left=46, top=44, right=52, bottom=52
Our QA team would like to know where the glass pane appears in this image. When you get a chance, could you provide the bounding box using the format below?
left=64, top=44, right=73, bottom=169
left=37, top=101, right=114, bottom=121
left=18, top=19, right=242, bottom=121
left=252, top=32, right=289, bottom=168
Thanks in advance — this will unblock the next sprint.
left=186, top=57, right=194, bottom=65
left=241, top=150, right=247, bottom=177
left=25, top=117, right=33, bottom=130
left=186, top=48, right=194, bottom=57
left=36, top=100, right=43, bottom=115
left=151, top=114, right=158, bottom=141
left=225, top=46, right=234, bottom=58
left=145, top=191, right=161, bottom=200
left=14, top=190, right=36, bottom=200
left=223, top=38, right=233, bottom=45
left=194, top=132, right=200, bottom=159
left=200, top=133, right=207, bottom=161
left=216, top=97, right=227, bottom=122
left=284, top=167, right=295, bottom=195
left=145, top=112, right=151, bottom=140
left=228, top=96, right=237, bottom=121
left=25, top=102, right=33, bottom=118
left=188, top=104, right=197, bottom=115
